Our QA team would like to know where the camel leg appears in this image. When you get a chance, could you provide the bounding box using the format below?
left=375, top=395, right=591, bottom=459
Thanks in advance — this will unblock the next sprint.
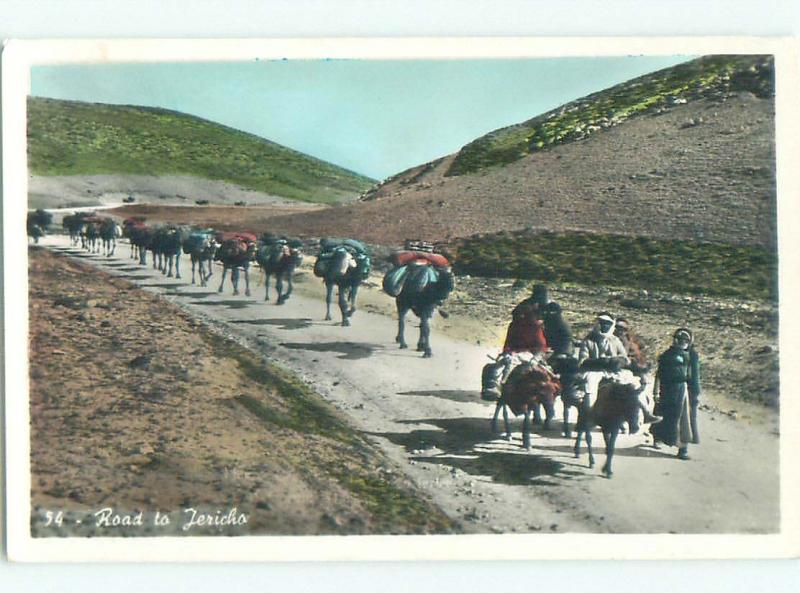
left=348, top=282, right=360, bottom=317
left=244, top=267, right=251, bottom=296
left=175, top=252, right=181, bottom=279
left=218, top=267, right=228, bottom=293
left=491, top=401, right=502, bottom=434
left=231, top=268, right=240, bottom=295
left=533, top=401, right=543, bottom=425
left=396, top=304, right=408, bottom=348
left=324, top=282, right=334, bottom=320
left=522, top=405, right=532, bottom=450
left=282, top=270, right=294, bottom=303
left=420, top=312, right=432, bottom=358
left=586, top=428, right=595, bottom=468
left=543, top=399, right=555, bottom=431
left=110, top=239, right=115, bottom=257
left=276, top=273, right=288, bottom=304
left=191, top=257, right=197, bottom=284
left=602, top=428, right=618, bottom=478
left=264, top=272, right=272, bottom=301
left=167, top=255, right=174, bottom=277
left=204, top=258, right=214, bottom=282
left=338, top=284, right=350, bottom=326
left=563, top=401, right=572, bottom=438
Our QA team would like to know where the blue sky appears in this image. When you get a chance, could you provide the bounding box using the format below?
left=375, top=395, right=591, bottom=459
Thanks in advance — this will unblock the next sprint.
left=31, top=56, right=692, bottom=180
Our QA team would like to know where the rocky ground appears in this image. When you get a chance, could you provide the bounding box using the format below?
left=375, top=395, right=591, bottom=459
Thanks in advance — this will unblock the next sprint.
left=28, top=246, right=455, bottom=537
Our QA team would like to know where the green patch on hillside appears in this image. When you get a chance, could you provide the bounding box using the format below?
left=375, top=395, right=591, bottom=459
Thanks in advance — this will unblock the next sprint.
left=454, top=230, right=777, bottom=302
left=27, top=97, right=375, bottom=204
left=447, top=55, right=774, bottom=176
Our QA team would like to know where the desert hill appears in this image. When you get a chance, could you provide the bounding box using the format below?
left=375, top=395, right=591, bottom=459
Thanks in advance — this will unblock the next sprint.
left=27, top=97, right=375, bottom=205
left=266, top=55, right=775, bottom=249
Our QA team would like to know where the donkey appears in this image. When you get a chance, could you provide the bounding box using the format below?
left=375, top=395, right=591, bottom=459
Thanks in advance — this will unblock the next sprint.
left=491, top=357, right=561, bottom=449
left=393, top=263, right=454, bottom=358
left=573, top=379, right=642, bottom=478
left=256, top=237, right=303, bottom=304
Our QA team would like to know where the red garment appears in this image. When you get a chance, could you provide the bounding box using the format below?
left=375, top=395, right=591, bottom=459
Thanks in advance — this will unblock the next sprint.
left=502, top=301, right=548, bottom=354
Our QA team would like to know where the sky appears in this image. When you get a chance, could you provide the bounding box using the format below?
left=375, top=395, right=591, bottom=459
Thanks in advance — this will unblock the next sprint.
left=31, top=56, right=692, bottom=180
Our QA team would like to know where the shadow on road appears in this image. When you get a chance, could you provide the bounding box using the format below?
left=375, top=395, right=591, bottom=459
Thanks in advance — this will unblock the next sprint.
left=112, top=273, right=153, bottom=280
left=190, top=299, right=253, bottom=310
left=111, top=266, right=146, bottom=272
left=137, top=282, right=184, bottom=289
left=396, top=389, right=483, bottom=404
left=165, top=290, right=218, bottom=299
left=373, top=416, right=591, bottom=485
left=280, top=341, right=382, bottom=360
left=230, top=318, right=314, bottom=330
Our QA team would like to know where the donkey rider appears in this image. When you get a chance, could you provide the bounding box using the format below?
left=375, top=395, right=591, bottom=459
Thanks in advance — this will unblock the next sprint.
left=576, top=312, right=661, bottom=431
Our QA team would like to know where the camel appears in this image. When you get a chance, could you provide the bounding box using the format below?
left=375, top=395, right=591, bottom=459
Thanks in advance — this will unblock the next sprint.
left=81, top=219, right=101, bottom=253
left=156, top=225, right=187, bottom=278
left=63, top=213, right=87, bottom=245
left=27, top=223, right=45, bottom=244
left=122, top=217, right=147, bottom=260
left=388, top=262, right=454, bottom=358
left=314, top=241, right=370, bottom=326
left=182, top=229, right=218, bottom=286
left=27, top=209, right=51, bottom=244
left=99, top=218, right=122, bottom=257
left=216, top=233, right=257, bottom=296
left=256, top=236, right=303, bottom=303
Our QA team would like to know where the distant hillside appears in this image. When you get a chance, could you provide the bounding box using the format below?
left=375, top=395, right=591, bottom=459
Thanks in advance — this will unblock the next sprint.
left=257, top=55, right=776, bottom=300
left=303, top=55, right=774, bottom=249
left=444, top=55, right=774, bottom=177
left=27, top=97, right=375, bottom=204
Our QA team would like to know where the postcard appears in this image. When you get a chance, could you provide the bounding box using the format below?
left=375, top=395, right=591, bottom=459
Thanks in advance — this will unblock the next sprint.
left=4, top=37, right=799, bottom=561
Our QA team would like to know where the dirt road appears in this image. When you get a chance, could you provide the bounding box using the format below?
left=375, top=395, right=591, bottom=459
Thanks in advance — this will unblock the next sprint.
left=39, top=234, right=780, bottom=534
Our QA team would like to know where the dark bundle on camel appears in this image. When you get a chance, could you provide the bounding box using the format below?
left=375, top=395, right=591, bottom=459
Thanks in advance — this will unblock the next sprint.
left=491, top=358, right=561, bottom=449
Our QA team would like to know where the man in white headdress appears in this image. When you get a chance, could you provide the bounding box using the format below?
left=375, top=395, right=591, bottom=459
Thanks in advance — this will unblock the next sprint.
left=576, top=312, right=661, bottom=430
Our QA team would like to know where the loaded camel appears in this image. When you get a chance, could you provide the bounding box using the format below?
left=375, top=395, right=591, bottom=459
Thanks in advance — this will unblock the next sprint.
left=256, top=235, right=304, bottom=304
left=314, top=238, right=371, bottom=326
left=216, top=232, right=257, bottom=296
left=383, top=245, right=454, bottom=358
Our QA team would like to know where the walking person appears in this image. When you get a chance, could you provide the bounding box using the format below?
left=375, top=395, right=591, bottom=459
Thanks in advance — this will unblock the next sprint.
left=652, top=328, right=701, bottom=459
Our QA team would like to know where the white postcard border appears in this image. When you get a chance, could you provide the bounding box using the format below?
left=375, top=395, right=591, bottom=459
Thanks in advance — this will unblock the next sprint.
left=3, top=36, right=799, bottom=562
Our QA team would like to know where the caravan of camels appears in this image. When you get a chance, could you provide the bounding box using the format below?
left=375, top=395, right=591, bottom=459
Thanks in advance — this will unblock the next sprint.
left=34, top=212, right=699, bottom=478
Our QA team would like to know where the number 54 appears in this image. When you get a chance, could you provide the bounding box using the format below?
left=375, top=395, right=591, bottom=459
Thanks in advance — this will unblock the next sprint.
left=44, top=510, right=63, bottom=526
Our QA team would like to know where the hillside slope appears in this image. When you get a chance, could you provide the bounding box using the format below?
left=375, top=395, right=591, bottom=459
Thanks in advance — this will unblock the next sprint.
left=27, top=97, right=375, bottom=204
left=266, top=82, right=776, bottom=247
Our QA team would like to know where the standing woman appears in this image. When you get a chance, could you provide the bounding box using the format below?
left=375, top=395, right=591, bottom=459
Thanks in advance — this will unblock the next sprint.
left=652, top=328, right=701, bottom=459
